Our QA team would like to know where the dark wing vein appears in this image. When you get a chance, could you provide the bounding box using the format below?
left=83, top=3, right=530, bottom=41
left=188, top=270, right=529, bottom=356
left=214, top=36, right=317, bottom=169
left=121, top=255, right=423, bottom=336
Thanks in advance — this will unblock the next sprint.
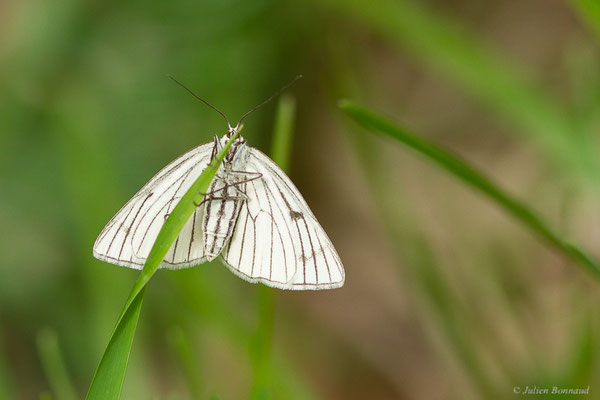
left=94, top=143, right=213, bottom=269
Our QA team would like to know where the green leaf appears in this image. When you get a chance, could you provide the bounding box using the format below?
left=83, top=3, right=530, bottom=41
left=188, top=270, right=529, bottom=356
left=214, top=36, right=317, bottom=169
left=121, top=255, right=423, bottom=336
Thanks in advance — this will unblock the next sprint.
left=86, top=131, right=240, bottom=399
left=339, top=100, right=600, bottom=279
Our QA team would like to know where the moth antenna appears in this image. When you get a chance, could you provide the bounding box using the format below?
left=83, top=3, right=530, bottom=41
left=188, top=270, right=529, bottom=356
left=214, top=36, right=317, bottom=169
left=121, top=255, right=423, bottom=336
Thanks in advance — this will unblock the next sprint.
left=234, top=75, right=303, bottom=130
left=168, top=75, right=233, bottom=130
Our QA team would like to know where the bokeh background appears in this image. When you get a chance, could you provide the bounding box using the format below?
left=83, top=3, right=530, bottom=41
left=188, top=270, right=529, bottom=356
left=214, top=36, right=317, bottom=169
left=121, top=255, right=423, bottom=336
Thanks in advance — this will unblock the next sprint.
left=2, top=0, right=600, bottom=398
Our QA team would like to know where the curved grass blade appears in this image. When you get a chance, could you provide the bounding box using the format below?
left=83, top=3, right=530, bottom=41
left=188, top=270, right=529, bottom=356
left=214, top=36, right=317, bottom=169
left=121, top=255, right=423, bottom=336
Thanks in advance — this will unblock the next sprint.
left=86, top=131, right=240, bottom=400
left=86, top=288, right=144, bottom=400
left=339, top=100, right=600, bottom=279
left=320, top=0, right=599, bottom=181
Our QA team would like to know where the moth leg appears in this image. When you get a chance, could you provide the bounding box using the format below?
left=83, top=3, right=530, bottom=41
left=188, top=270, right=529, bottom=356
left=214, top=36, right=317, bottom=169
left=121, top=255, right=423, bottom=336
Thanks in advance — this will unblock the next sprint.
left=201, top=195, right=245, bottom=202
left=196, top=183, right=229, bottom=198
left=205, top=136, right=221, bottom=171
left=201, top=173, right=261, bottom=199
left=228, top=171, right=263, bottom=196
left=193, top=199, right=207, bottom=207
left=193, top=185, right=240, bottom=207
left=163, top=197, right=184, bottom=220
left=228, top=173, right=263, bottom=198
left=194, top=172, right=262, bottom=206
left=231, top=170, right=263, bottom=180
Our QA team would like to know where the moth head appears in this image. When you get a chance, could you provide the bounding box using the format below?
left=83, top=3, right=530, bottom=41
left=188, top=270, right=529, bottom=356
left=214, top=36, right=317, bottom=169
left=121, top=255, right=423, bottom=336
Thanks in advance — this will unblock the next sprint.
left=226, top=125, right=237, bottom=139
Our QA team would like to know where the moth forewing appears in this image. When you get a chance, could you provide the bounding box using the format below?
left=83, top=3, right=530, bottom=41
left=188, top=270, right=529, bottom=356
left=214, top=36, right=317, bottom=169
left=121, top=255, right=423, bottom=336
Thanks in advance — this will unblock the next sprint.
left=93, top=142, right=214, bottom=269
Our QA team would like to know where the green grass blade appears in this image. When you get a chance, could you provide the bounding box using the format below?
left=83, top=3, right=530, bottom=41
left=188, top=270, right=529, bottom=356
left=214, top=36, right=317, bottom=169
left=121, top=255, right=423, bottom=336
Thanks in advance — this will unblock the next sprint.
left=348, top=130, right=506, bottom=397
left=167, top=327, right=203, bottom=399
left=86, top=131, right=240, bottom=399
left=570, top=0, right=600, bottom=40
left=170, top=270, right=322, bottom=400
left=40, top=392, right=53, bottom=400
left=167, top=327, right=202, bottom=398
left=321, top=0, right=598, bottom=180
left=410, top=241, right=501, bottom=397
left=126, top=130, right=239, bottom=313
left=249, top=95, right=297, bottom=400
left=86, top=288, right=145, bottom=400
left=339, top=100, right=600, bottom=279
left=564, top=318, right=595, bottom=387
left=270, top=94, right=296, bottom=173
left=250, top=286, right=276, bottom=400
left=36, top=328, right=78, bottom=400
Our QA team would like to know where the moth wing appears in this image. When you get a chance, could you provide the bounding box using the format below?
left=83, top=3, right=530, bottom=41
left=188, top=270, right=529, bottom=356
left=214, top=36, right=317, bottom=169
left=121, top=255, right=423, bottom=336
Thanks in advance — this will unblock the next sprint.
left=93, top=142, right=214, bottom=269
left=220, top=148, right=345, bottom=290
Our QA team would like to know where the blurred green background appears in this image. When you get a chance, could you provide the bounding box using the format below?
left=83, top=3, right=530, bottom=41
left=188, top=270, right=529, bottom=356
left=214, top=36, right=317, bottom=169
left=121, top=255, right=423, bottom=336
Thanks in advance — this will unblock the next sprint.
left=2, top=0, right=600, bottom=398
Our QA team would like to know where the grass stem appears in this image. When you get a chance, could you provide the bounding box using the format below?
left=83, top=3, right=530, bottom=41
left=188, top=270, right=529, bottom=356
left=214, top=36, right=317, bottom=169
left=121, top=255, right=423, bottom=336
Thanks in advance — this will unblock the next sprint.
left=340, top=100, right=600, bottom=279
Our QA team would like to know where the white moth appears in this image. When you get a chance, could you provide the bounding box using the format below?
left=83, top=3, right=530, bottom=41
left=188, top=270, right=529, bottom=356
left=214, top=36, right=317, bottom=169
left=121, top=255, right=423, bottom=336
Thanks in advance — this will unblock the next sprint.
left=93, top=84, right=345, bottom=290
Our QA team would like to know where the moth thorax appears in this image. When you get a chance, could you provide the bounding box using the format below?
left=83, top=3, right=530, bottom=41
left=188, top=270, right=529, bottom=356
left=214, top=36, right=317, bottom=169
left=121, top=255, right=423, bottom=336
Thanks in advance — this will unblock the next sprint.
left=227, top=141, right=249, bottom=170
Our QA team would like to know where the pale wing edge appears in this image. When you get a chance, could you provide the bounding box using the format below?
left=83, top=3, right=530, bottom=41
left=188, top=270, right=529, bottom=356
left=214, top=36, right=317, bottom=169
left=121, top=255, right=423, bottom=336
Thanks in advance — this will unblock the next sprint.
left=249, top=148, right=345, bottom=287
left=219, top=148, right=345, bottom=290
left=93, top=141, right=214, bottom=268
left=93, top=251, right=207, bottom=270
left=219, top=255, right=344, bottom=290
